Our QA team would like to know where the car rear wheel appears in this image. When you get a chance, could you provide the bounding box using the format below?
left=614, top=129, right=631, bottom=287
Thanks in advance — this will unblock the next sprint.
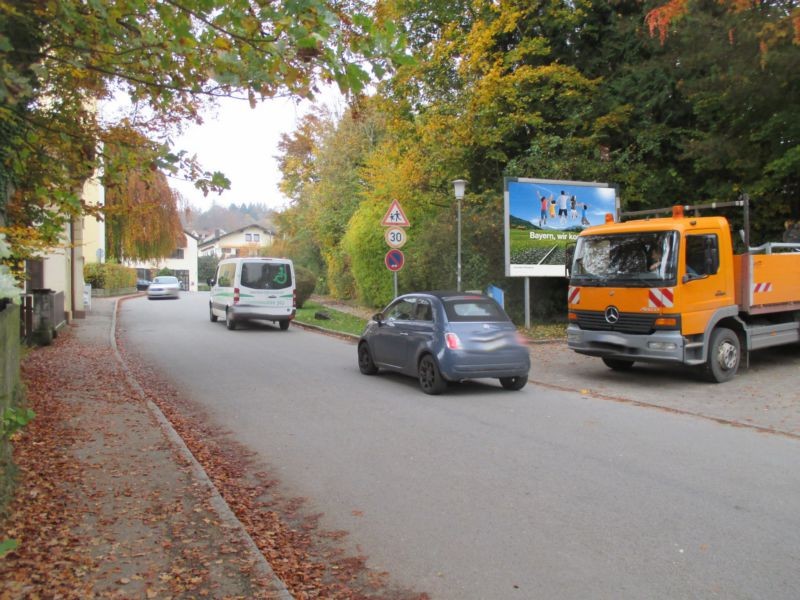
left=209, top=304, right=218, bottom=322
left=418, top=354, right=446, bottom=395
left=358, top=342, right=378, bottom=375
left=225, top=309, right=236, bottom=330
left=279, top=320, right=290, bottom=331
left=500, top=376, right=527, bottom=390
left=602, top=357, right=635, bottom=371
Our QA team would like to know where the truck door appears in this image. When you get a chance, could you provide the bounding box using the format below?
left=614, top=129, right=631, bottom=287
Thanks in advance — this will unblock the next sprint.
left=681, top=232, right=731, bottom=335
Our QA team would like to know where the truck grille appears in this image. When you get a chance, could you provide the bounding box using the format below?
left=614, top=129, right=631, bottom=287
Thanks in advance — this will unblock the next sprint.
left=573, top=310, right=658, bottom=335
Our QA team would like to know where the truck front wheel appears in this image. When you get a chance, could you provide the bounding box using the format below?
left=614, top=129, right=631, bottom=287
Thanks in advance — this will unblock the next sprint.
left=602, top=357, right=635, bottom=371
left=705, top=327, right=740, bottom=383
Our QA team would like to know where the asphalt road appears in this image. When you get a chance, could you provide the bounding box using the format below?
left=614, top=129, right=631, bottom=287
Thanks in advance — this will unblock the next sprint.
left=119, top=292, right=800, bottom=599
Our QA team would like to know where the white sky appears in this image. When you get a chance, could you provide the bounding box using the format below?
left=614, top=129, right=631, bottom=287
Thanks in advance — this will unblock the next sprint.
left=102, top=87, right=343, bottom=214
left=169, top=94, right=323, bottom=213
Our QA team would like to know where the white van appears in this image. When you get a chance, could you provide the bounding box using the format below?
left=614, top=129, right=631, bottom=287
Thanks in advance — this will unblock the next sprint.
left=209, top=257, right=296, bottom=330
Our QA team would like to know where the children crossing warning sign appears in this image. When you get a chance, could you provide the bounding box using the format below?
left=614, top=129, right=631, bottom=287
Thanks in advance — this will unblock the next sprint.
left=381, top=200, right=410, bottom=227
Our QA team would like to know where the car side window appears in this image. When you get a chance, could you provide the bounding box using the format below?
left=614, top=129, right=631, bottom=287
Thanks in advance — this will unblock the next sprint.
left=385, top=299, right=415, bottom=321
left=415, top=300, right=433, bottom=322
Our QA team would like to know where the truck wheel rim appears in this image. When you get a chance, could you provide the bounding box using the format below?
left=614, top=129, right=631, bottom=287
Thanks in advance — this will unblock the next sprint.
left=718, top=341, right=737, bottom=370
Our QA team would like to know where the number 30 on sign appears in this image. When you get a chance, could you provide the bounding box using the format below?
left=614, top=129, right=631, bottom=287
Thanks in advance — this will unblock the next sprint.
left=384, top=227, right=407, bottom=249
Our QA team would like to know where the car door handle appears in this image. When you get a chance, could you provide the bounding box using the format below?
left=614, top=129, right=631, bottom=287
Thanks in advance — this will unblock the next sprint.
left=399, top=332, right=409, bottom=336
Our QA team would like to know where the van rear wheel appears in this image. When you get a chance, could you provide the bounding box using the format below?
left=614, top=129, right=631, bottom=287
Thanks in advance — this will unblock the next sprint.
left=279, top=320, right=290, bottom=331
left=225, top=309, right=236, bottom=330
left=209, top=304, right=218, bottom=322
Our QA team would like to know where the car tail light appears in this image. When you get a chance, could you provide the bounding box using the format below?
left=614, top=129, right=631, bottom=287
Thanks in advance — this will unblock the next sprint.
left=233, top=287, right=240, bottom=305
left=445, top=332, right=462, bottom=350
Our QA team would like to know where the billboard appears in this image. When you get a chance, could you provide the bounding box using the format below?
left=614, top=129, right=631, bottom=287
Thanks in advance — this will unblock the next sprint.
left=504, top=177, right=618, bottom=277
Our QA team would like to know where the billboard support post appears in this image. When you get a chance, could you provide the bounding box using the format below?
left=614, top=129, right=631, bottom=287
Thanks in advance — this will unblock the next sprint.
left=524, top=277, right=530, bottom=329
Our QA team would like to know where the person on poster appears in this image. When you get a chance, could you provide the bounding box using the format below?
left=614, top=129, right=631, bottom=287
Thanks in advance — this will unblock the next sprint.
left=570, top=195, right=578, bottom=220
left=549, top=197, right=557, bottom=219
left=538, top=192, right=548, bottom=227
left=581, top=203, right=591, bottom=226
left=558, top=190, right=569, bottom=225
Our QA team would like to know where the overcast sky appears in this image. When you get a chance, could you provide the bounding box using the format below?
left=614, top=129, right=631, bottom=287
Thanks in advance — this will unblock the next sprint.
left=168, top=95, right=319, bottom=213
left=104, top=88, right=342, bottom=214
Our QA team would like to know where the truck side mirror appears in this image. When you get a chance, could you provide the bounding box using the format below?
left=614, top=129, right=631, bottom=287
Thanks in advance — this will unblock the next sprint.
left=207, top=278, right=215, bottom=287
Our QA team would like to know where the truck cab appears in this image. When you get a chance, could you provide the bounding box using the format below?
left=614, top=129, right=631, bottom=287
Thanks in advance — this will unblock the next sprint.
left=567, top=202, right=800, bottom=382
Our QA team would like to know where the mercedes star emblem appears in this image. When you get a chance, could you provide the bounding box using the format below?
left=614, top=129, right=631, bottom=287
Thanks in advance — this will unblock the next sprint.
left=604, top=306, right=620, bottom=324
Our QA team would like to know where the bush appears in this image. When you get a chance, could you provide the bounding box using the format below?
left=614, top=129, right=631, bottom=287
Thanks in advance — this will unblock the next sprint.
left=294, top=265, right=316, bottom=308
left=83, top=263, right=136, bottom=290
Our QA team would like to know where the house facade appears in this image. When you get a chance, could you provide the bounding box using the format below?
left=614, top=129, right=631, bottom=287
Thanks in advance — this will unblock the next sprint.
left=24, top=171, right=105, bottom=324
left=198, top=225, right=275, bottom=258
left=125, top=230, right=199, bottom=291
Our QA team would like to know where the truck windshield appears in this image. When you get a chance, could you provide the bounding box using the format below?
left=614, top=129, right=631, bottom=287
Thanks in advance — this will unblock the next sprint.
left=571, top=231, right=678, bottom=286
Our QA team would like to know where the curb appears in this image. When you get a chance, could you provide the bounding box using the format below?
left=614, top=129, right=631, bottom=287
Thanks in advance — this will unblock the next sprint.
left=109, top=296, right=294, bottom=600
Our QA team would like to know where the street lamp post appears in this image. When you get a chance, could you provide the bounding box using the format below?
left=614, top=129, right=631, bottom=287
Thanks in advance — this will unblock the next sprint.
left=452, top=179, right=467, bottom=292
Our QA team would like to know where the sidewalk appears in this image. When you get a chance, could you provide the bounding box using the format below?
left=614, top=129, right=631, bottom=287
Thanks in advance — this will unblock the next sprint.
left=1, top=297, right=292, bottom=599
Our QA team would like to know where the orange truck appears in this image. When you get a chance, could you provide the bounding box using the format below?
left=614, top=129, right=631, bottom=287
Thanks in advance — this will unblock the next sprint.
left=566, top=199, right=800, bottom=382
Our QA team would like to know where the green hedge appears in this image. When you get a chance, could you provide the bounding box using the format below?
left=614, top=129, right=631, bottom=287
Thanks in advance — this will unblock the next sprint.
left=295, top=265, right=316, bottom=308
left=84, top=263, right=136, bottom=290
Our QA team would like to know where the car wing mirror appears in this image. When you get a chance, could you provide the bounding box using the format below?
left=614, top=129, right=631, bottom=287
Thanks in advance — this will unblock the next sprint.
left=372, top=312, right=384, bottom=325
left=207, top=278, right=215, bottom=286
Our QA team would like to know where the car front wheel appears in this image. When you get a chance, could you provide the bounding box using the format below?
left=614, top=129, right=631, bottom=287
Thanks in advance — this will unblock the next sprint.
left=418, top=354, right=446, bottom=395
left=358, top=343, right=378, bottom=375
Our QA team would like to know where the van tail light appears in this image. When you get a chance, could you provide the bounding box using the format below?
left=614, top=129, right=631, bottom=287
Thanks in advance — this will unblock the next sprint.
left=293, top=288, right=297, bottom=307
left=445, top=332, right=462, bottom=350
left=233, top=287, right=240, bottom=305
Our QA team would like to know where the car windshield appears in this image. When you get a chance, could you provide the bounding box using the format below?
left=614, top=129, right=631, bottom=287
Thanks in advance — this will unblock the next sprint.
left=443, top=297, right=510, bottom=323
left=153, top=276, right=178, bottom=284
left=570, top=231, right=678, bottom=286
left=241, top=262, right=292, bottom=290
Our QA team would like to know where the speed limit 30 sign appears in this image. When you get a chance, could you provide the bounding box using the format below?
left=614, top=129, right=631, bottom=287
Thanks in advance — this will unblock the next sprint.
left=384, top=227, right=407, bottom=248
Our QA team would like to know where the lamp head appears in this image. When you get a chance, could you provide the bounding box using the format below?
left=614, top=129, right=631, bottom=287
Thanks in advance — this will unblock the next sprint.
left=452, top=179, right=467, bottom=200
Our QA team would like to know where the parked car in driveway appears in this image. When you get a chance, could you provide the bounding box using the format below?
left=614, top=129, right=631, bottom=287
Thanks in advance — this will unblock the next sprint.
left=357, top=291, right=531, bottom=394
left=147, top=276, right=181, bottom=299
left=136, top=278, right=151, bottom=291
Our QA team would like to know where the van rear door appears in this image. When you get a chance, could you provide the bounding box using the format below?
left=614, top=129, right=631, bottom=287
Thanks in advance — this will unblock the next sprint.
left=239, top=260, right=294, bottom=312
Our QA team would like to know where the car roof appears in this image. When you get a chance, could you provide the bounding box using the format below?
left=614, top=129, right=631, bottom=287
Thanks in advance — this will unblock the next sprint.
left=399, top=291, right=490, bottom=302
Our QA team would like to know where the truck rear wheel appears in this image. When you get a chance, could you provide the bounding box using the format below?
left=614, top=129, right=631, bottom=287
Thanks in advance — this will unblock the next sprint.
left=705, top=327, right=740, bottom=383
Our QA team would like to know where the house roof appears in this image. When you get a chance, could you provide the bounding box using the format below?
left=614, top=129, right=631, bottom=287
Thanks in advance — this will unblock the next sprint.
left=197, top=224, right=276, bottom=248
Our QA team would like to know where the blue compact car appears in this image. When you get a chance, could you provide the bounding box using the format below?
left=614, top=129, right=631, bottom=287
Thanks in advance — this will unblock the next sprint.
left=357, top=291, right=530, bottom=394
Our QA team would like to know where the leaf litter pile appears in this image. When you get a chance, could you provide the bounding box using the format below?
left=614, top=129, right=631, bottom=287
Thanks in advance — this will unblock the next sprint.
left=1, top=321, right=428, bottom=600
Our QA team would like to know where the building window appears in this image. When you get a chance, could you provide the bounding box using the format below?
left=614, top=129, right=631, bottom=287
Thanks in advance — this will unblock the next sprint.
left=170, top=248, right=185, bottom=260
left=253, top=233, right=260, bottom=242
left=245, top=233, right=252, bottom=242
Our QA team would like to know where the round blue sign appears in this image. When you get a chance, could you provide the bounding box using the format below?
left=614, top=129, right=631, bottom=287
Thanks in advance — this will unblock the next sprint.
left=385, top=249, right=405, bottom=272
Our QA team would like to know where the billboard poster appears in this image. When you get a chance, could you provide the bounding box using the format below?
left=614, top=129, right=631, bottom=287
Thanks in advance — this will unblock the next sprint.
left=504, top=177, right=618, bottom=277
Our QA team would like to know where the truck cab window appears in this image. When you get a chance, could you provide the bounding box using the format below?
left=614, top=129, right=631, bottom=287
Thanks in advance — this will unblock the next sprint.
left=685, top=234, right=719, bottom=276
